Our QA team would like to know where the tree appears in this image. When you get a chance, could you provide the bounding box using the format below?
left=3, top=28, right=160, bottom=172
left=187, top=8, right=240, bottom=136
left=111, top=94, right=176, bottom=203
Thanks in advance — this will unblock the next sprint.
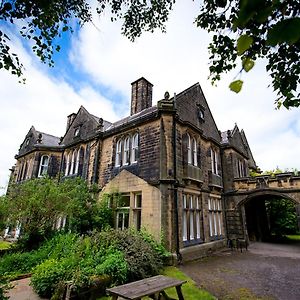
left=1, top=0, right=299, bottom=108
left=265, top=198, right=298, bottom=236
left=1, top=176, right=99, bottom=248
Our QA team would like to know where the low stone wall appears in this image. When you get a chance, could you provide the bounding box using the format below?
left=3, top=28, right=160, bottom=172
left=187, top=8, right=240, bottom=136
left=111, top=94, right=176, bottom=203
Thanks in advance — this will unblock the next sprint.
left=180, top=239, right=227, bottom=262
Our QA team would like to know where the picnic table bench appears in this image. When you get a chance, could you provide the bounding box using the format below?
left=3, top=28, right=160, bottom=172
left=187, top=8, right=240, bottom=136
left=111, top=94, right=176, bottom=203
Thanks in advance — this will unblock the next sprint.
left=106, top=275, right=186, bottom=300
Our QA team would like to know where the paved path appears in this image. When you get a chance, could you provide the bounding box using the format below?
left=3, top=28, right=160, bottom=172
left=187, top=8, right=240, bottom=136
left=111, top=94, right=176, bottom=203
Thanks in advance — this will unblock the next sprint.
left=180, top=241, right=300, bottom=300
left=7, top=278, right=45, bottom=300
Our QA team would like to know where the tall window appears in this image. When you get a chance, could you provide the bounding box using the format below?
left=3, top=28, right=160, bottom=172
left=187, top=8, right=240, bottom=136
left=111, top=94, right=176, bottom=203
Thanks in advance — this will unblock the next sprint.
left=211, top=148, right=219, bottom=175
left=192, top=137, right=198, bottom=167
left=131, top=133, right=139, bottom=163
left=133, top=193, right=142, bottom=230
left=208, top=198, right=223, bottom=238
left=115, top=133, right=139, bottom=167
left=187, top=134, right=192, bottom=164
left=75, top=149, right=80, bottom=174
left=65, top=154, right=70, bottom=176
left=65, top=148, right=83, bottom=176
left=182, top=194, right=202, bottom=244
left=38, top=155, right=49, bottom=177
left=115, top=140, right=122, bottom=167
left=116, top=194, right=130, bottom=230
left=123, top=137, right=130, bottom=165
left=237, top=159, right=246, bottom=177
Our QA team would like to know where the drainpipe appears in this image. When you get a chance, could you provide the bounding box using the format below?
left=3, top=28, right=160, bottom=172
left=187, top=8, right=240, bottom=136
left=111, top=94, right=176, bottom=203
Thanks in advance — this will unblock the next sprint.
left=172, top=93, right=182, bottom=264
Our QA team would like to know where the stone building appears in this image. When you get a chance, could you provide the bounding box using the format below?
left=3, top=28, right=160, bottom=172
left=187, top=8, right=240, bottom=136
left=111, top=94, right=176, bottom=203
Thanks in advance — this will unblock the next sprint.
left=7, top=77, right=258, bottom=261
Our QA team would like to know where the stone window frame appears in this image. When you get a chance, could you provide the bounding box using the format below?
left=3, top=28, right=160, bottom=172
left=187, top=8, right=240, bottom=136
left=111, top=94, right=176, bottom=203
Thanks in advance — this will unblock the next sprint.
left=182, top=193, right=202, bottom=246
left=114, top=131, right=140, bottom=168
left=186, top=132, right=199, bottom=167
left=64, top=147, right=84, bottom=176
left=38, top=155, right=49, bottom=177
left=210, top=147, right=219, bottom=175
left=208, top=197, right=223, bottom=239
left=237, top=158, right=247, bottom=178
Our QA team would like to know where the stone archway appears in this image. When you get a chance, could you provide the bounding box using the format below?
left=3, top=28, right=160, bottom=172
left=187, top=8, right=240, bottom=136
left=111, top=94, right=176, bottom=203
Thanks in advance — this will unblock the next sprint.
left=238, top=191, right=299, bottom=242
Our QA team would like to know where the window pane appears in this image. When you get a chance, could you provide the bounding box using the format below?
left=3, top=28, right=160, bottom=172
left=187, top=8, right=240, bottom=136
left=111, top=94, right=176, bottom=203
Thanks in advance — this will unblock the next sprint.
left=190, top=211, right=194, bottom=240
left=196, top=212, right=201, bottom=239
left=135, top=194, right=142, bottom=208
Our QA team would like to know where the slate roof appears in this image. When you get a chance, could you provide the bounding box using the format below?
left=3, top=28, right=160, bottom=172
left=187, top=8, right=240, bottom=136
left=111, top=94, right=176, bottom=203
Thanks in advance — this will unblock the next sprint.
left=105, top=106, right=158, bottom=132
left=35, top=131, right=60, bottom=147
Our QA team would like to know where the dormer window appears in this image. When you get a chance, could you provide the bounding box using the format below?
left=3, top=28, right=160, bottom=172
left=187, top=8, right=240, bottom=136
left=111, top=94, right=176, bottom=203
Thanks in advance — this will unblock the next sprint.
left=197, top=104, right=205, bottom=122
left=74, top=127, right=80, bottom=137
left=25, top=138, right=30, bottom=146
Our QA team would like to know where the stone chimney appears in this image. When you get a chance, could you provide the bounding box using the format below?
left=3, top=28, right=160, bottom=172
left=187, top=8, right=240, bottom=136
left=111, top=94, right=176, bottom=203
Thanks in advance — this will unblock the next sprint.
left=66, top=113, right=76, bottom=131
left=131, top=77, right=153, bottom=115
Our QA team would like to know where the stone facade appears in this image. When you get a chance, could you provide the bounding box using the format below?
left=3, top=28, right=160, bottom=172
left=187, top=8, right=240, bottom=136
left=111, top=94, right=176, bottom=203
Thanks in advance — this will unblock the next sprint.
left=12, top=77, right=298, bottom=261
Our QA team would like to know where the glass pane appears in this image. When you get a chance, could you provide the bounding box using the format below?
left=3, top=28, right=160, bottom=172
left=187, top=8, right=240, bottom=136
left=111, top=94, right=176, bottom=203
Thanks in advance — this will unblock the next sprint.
left=124, top=212, right=129, bottom=229
left=135, top=194, right=142, bottom=208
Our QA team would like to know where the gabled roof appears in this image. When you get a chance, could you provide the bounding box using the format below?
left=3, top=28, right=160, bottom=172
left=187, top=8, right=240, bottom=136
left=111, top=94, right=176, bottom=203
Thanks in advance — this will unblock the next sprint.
left=174, top=83, right=221, bottom=142
left=17, top=126, right=61, bottom=157
left=61, top=105, right=112, bottom=146
left=221, top=124, right=257, bottom=168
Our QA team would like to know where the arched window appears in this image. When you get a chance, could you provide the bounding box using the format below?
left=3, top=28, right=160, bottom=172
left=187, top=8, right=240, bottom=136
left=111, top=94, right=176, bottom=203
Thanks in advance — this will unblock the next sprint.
left=65, top=154, right=70, bottom=176
left=187, top=134, right=192, bottom=164
left=22, top=162, right=28, bottom=180
left=70, top=150, right=76, bottom=175
left=38, top=155, right=49, bottom=177
left=75, top=149, right=80, bottom=174
left=123, top=137, right=130, bottom=165
left=192, top=137, right=197, bottom=167
left=115, top=140, right=122, bottom=167
left=131, top=133, right=139, bottom=163
left=211, top=148, right=218, bottom=175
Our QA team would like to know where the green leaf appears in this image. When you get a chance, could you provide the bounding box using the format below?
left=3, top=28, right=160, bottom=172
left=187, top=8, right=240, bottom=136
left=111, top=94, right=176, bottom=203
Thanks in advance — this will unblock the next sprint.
left=267, top=18, right=300, bottom=46
left=229, top=80, right=243, bottom=93
left=242, top=57, right=255, bottom=72
left=237, top=35, right=253, bottom=56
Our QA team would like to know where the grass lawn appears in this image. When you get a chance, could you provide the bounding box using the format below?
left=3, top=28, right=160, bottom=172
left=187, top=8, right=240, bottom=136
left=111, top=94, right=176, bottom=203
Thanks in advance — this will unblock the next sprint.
left=98, top=266, right=215, bottom=300
left=0, top=240, right=12, bottom=250
left=286, top=234, right=300, bottom=241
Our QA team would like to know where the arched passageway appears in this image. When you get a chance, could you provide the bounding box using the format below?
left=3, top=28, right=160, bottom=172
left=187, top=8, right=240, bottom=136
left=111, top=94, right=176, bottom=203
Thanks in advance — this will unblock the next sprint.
left=243, top=194, right=299, bottom=242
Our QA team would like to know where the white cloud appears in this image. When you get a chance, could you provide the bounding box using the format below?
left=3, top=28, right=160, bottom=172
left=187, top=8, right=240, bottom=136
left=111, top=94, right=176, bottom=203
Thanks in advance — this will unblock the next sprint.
left=1, top=0, right=299, bottom=194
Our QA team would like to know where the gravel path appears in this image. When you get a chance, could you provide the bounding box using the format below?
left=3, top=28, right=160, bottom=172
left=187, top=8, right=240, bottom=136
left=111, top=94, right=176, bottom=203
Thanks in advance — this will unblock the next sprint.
left=180, top=241, right=300, bottom=300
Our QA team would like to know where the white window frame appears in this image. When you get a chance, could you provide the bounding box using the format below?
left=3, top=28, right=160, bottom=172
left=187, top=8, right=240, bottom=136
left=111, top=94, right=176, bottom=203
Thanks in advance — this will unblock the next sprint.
left=65, top=154, right=70, bottom=176
left=208, top=198, right=223, bottom=237
left=115, top=140, right=122, bottom=167
left=131, top=133, right=139, bottom=164
left=75, top=149, right=80, bottom=174
left=211, top=149, right=219, bottom=175
left=192, top=137, right=198, bottom=167
left=38, top=155, right=49, bottom=177
left=187, top=134, right=192, bottom=164
left=182, top=194, right=202, bottom=243
left=123, top=137, right=130, bottom=165
left=133, top=193, right=142, bottom=230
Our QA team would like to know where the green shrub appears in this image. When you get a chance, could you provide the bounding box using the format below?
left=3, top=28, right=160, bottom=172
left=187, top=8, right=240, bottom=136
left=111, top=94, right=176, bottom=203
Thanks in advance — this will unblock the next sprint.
left=31, top=259, right=69, bottom=298
left=91, top=229, right=165, bottom=282
left=95, top=249, right=128, bottom=284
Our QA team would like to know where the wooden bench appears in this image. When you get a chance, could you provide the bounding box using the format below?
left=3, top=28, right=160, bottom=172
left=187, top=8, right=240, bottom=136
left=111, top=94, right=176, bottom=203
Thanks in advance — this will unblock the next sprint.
left=106, top=275, right=186, bottom=300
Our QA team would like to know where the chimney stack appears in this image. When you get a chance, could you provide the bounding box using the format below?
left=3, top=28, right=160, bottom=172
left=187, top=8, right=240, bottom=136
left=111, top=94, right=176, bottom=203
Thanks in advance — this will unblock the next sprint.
left=131, top=77, right=153, bottom=115
left=66, top=113, right=76, bottom=131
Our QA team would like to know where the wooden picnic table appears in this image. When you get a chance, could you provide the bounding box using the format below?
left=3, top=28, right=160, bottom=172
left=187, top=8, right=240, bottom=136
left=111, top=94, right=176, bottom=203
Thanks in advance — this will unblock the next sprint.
left=106, top=275, right=186, bottom=300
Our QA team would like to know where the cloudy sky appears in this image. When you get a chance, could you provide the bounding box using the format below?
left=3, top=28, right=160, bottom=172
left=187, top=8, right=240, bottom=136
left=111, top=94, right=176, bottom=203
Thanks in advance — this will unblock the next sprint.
left=1, top=0, right=299, bottom=194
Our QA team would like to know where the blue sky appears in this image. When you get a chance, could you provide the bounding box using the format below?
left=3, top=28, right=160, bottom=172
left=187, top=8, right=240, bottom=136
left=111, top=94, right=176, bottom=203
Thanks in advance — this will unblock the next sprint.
left=0, top=0, right=300, bottom=194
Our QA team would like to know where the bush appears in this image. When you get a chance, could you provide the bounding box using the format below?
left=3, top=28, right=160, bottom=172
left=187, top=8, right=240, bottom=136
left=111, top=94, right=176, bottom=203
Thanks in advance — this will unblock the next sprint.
left=31, top=258, right=73, bottom=298
left=91, top=229, right=165, bottom=282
